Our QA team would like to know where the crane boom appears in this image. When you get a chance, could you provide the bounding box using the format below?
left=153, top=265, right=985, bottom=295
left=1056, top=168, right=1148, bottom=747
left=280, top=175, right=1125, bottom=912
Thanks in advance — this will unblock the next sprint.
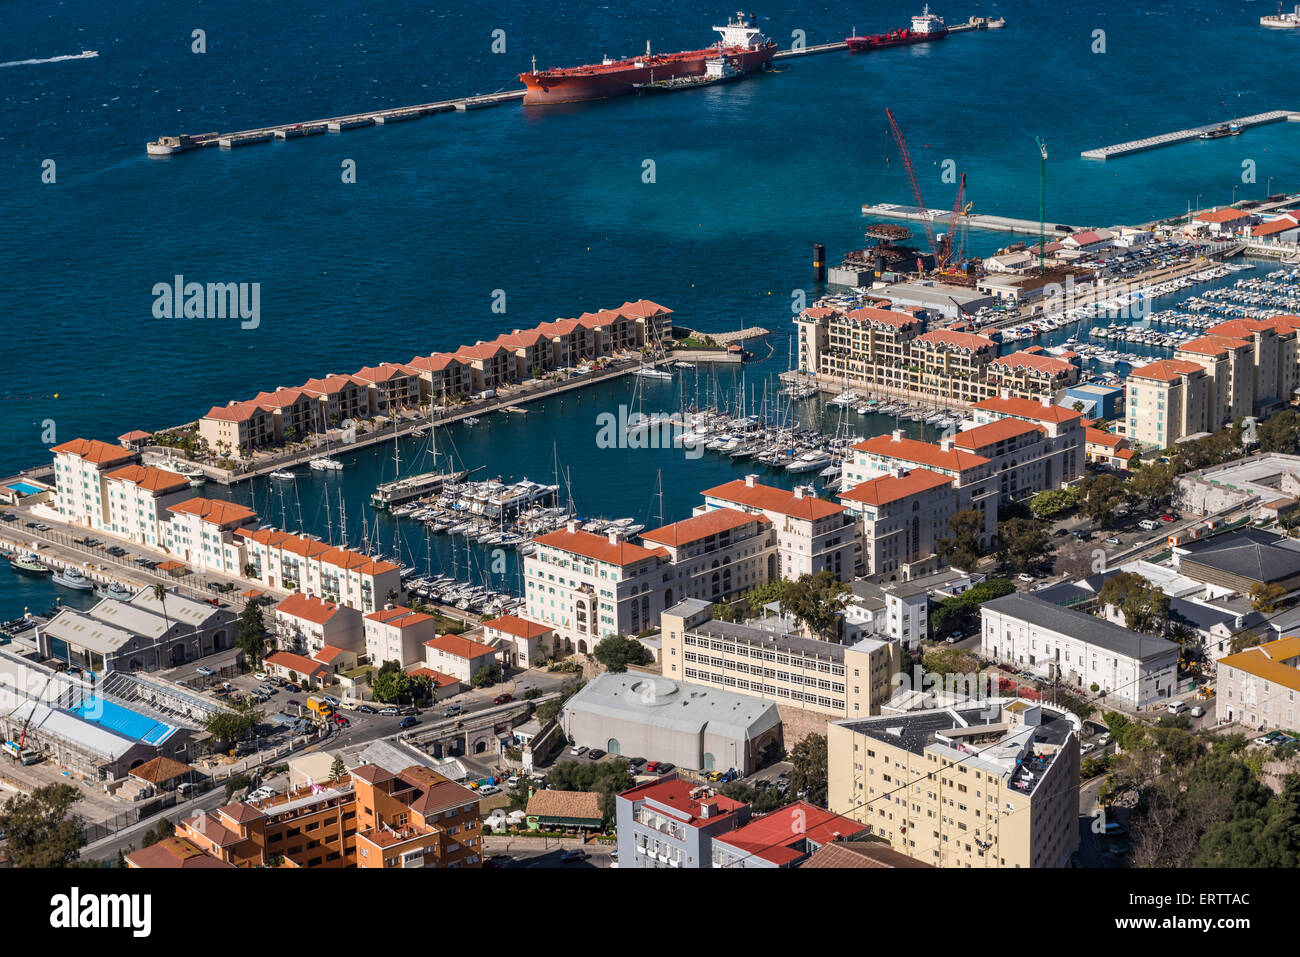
left=939, top=172, right=967, bottom=269
left=885, top=107, right=940, bottom=267
left=14, top=671, right=56, bottom=753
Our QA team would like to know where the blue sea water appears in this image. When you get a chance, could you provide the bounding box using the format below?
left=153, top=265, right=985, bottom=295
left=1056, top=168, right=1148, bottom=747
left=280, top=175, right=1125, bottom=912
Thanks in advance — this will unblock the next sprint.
left=3, top=0, right=1300, bottom=609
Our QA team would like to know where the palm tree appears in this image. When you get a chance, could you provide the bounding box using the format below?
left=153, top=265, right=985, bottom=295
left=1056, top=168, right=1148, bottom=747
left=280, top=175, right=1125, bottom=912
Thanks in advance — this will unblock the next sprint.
left=153, top=582, right=174, bottom=663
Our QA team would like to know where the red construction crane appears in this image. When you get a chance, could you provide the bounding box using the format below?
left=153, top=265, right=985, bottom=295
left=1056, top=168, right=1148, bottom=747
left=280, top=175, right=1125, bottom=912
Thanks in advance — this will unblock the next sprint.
left=939, top=172, right=967, bottom=270
left=885, top=107, right=941, bottom=268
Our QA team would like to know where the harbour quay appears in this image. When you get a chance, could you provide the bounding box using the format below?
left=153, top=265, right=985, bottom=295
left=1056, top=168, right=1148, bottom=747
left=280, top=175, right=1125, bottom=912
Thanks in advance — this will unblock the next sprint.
left=862, top=202, right=1082, bottom=237
left=1080, top=109, right=1300, bottom=160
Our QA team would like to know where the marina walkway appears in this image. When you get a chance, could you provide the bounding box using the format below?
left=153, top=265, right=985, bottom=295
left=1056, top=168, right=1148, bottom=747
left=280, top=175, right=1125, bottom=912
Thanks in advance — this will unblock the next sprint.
left=861, top=202, right=1081, bottom=236
left=1081, top=110, right=1300, bottom=160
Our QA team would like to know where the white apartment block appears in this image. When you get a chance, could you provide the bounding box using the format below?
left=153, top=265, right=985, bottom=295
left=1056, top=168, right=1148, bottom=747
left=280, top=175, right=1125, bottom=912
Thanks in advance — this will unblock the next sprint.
left=365, top=605, right=439, bottom=668
left=237, top=528, right=402, bottom=615
left=697, top=476, right=857, bottom=581
left=51, top=438, right=140, bottom=530
left=980, top=594, right=1179, bottom=707
left=274, top=592, right=365, bottom=656
left=103, top=464, right=195, bottom=548
left=164, top=497, right=260, bottom=577
left=525, top=510, right=777, bottom=652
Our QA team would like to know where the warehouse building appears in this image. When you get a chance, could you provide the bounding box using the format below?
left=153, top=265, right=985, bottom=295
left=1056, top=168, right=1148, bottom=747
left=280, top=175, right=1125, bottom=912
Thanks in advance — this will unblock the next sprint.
left=561, top=672, right=782, bottom=775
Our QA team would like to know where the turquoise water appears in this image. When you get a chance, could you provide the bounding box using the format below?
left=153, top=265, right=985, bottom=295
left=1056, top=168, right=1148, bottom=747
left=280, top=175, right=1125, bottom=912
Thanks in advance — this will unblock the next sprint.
left=4, top=0, right=1300, bottom=611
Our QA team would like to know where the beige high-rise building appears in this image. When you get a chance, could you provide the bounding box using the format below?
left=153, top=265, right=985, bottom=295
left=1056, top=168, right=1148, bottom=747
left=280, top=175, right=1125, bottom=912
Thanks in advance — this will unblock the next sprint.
left=1125, top=359, right=1210, bottom=448
left=827, top=701, right=1081, bottom=868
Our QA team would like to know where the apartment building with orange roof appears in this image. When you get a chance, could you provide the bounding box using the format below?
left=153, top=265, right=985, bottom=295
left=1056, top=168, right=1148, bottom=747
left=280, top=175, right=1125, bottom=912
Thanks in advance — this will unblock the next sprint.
left=839, top=469, right=958, bottom=579
left=274, top=592, right=364, bottom=657
left=795, top=305, right=1076, bottom=405
left=405, top=353, right=470, bottom=403
left=176, top=762, right=481, bottom=868
left=697, top=475, right=859, bottom=581
left=452, top=342, right=514, bottom=393
left=365, top=605, right=439, bottom=668
left=1173, top=334, right=1256, bottom=426
left=969, top=393, right=1086, bottom=485
left=524, top=512, right=777, bottom=653
left=1202, top=316, right=1298, bottom=413
left=481, top=614, right=555, bottom=668
left=1218, top=636, right=1300, bottom=730
left=423, top=632, right=499, bottom=682
left=352, top=362, right=422, bottom=416
left=51, top=438, right=140, bottom=529
left=198, top=398, right=276, bottom=454
left=1125, top=359, right=1210, bottom=448
left=163, top=497, right=261, bottom=576
left=238, top=527, right=401, bottom=614
left=101, top=464, right=193, bottom=548
left=299, top=373, right=371, bottom=427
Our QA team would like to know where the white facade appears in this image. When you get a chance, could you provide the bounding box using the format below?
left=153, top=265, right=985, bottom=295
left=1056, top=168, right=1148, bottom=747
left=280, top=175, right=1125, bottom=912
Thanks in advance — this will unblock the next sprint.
left=980, top=595, right=1178, bottom=706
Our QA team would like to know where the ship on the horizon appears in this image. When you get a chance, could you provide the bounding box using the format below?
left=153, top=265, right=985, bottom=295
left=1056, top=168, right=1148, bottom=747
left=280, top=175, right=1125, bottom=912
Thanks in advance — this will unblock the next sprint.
left=519, top=11, right=776, bottom=105
left=846, top=5, right=948, bottom=52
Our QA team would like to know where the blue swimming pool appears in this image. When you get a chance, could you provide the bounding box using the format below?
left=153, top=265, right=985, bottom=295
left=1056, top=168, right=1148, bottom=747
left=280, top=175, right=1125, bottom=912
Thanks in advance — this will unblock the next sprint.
left=6, top=482, right=42, bottom=496
left=72, top=697, right=175, bottom=745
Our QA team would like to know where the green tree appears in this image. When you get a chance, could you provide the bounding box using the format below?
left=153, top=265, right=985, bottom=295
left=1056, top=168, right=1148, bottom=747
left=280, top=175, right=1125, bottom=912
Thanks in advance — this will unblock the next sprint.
left=1126, top=461, right=1177, bottom=511
left=788, top=734, right=828, bottom=807
left=780, top=571, right=851, bottom=641
left=224, top=773, right=251, bottom=801
left=592, top=634, right=653, bottom=672
left=471, top=663, right=502, bottom=687
left=929, top=578, right=1015, bottom=637
left=1098, top=571, right=1171, bottom=635
left=204, top=697, right=264, bottom=749
left=718, top=781, right=787, bottom=813
left=329, top=755, right=348, bottom=781
left=544, top=759, right=636, bottom=824
left=535, top=682, right=583, bottom=725
left=0, top=784, right=86, bottom=867
left=745, top=579, right=789, bottom=610
left=996, top=517, right=1054, bottom=575
left=1249, top=581, right=1286, bottom=613
left=1258, top=408, right=1300, bottom=455
left=937, top=509, right=985, bottom=571
left=1229, top=629, right=1264, bottom=655
left=1030, top=486, right=1082, bottom=520
left=372, top=660, right=422, bottom=703
left=1082, top=473, right=1130, bottom=527
left=235, top=598, right=268, bottom=667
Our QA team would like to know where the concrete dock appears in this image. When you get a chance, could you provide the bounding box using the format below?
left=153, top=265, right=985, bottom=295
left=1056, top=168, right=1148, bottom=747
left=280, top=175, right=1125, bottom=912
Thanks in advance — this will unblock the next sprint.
left=1081, top=109, right=1300, bottom=160
left=861, top=202, right=1081, bottom=236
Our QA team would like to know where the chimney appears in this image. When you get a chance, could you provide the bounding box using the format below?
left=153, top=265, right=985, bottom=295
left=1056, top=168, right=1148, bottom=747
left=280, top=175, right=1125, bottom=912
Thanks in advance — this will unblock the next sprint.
left=384, top=603, right=396, bottom=611
left=745, top=474, right=758, bottom=487
left=1000, top=388, right=1011, bottom=400
left=891, top=429, right=904, bottom=442
left=939, top=435, right=953, bottom=451
left=608, top=530, right=621, bottom=545
left=566, top=519, right=578, bottom=533
left=794, top=486, right=806, bottom=500
left=1041, top=395, right=1052, bottom=407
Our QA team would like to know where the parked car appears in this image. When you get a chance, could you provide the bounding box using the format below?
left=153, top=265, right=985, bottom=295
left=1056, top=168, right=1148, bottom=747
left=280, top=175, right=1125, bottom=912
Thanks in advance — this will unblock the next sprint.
left=106, top=546, right=127, bottom=557
left=493, top=693, right=513, bottom=705
left=323, top=695, right=340, bottom=707
left=195, top=666, right=215, bottom=677
left=1104, top=537, right=1121, bottom=546
left=253, top=671, right=268, bottom=681
left=1190, top=705, right=1205, bottom=718
left=1017, top=573, right=1035, bottom=583
left=334, top=714, right=350, bottom=727
left=356, top=704, right=377, bottom=715
left=478, top=785, right=502, bottom=797
left=1081, top=742, right=1097, bottom=754
left=400, top=707, right=419, bottom=716
left=656, top=762, right=675, bottom=773
left=561, top=849, right=588, bottom=862
left=378, top=707, right=400, bottom=717
left=587, top=749, right=606, bottom=760
left=1160, top=514, right=1176, bottom=523
left=625, top=757, right=646, bottom=769
left=644, top=760, right=661, bottom=773
left=398, top=716, right=419, bottom=729
left=570, top=745, right=588, bottom=756
left=284, top=683, right=300, bottom=693
left=442, top=704, right=463, bottom=717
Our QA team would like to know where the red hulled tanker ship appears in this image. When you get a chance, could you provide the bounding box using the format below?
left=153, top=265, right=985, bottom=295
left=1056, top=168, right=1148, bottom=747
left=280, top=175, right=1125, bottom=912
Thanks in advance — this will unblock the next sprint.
left=846, top=5, right=948, bottom=52
left=520, top=12, right=776, bottom=105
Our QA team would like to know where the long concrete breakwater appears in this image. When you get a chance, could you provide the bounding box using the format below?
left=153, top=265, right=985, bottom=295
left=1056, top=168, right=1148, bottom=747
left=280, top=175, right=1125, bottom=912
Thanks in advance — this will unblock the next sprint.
left=861, top=202, right=1082, bottom=236
left=1081, top=110, right=1300, bottom=160
left=145, top=19, right=1003, bottom=156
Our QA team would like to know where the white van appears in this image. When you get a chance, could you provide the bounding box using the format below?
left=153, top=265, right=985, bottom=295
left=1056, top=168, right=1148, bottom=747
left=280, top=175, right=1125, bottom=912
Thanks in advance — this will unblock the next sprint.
left=1168, top=700, right=1189, bottom=715
left=1139, top=519, right=1161, bottom=531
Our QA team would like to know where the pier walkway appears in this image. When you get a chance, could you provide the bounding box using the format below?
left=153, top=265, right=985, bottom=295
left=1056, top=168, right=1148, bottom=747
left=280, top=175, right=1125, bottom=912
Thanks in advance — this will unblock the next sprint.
left=861, top=202, right=1081, bottom=236
left=1081, top=110, right=1300, bottom=160
left=145, top=22, right=1004, bottom=156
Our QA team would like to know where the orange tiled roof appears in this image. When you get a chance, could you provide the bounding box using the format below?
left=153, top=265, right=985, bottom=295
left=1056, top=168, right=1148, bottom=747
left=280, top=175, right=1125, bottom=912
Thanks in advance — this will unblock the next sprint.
left=424, top=633, right=497, bottom=660
left=839, top=469, right=953, bottom=507
left=915, top=329, right=996, bottom=351
left=168, top=497, right=258, bottom=526
left=1176, top=334, right=1251, bottom=356
left=1205, top=318, right=1278, bottom=339
left=265, top=650, right=331, bottom=675
left=1196, top=207, right=1251, bottom=223
left=1218, top=637, right=1300, bottom=694
left=275, top=592, right=345, bottom=625
left=51, top=438, right=137, bottom=467
left=127, top=837, right=233, bottom=869
left=366, top=606, right=434, bottom=628
left=641, top=508, right=767, bottom=548
left=118, top=430, right=152, bottom=442
left=952, top=418, right=1046, bottom=449
left=701, top=479, right=848, bottom=520
left=533, top=528, right=666, bottom=566
left=992, top=350, right=1075, bottom=375
left=973, top=396, right=1083, bottom=425
left=842, top=306, right=919, bottom=329
left=616, top=299, right=673, bottom=318
left=105, top=464, right=191, bottom=495
left=482, top=614, right=553, bottom=640
left=1128, top=359, right=1205, bottom=382
left=1086, top=427, right=1125, bottom=449
left=849, top=435, right=989, bottom=474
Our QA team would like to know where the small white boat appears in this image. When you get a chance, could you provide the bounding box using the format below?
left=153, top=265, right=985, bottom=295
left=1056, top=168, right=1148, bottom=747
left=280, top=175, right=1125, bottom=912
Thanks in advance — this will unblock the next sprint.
left=94, top=582, right=136, bottom=601
left=53, top=567, right=94, bottom=591
left=309, top=456, right=344, bottom=472
left=269, top=469, right=296, bottom=481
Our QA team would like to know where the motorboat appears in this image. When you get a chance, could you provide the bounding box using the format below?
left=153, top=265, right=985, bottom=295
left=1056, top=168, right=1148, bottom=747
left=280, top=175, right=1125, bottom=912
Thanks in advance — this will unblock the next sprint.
left=52, top=567, right=94, bottom=591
